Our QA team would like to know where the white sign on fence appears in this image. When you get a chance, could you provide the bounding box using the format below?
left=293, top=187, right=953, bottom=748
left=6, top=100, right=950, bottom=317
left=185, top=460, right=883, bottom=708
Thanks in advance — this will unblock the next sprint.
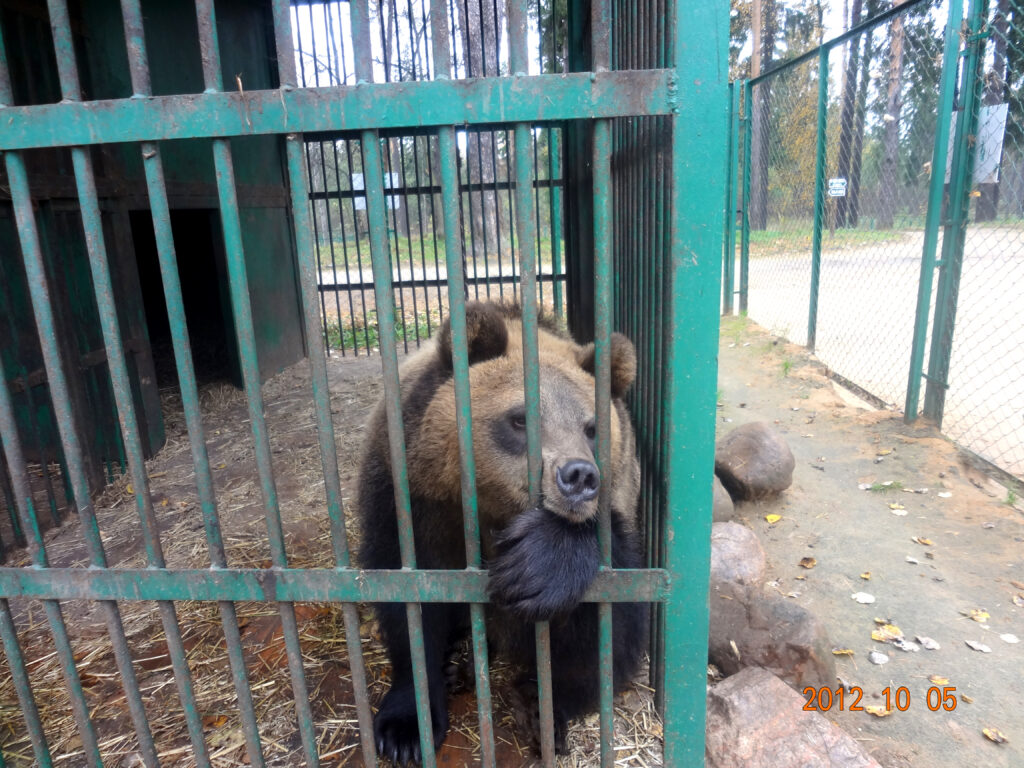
left=944, top=103, right=1009, bottom=184
left=828, top=177, right=848, bottom=197
left=351, top=172, right=402, bottom=211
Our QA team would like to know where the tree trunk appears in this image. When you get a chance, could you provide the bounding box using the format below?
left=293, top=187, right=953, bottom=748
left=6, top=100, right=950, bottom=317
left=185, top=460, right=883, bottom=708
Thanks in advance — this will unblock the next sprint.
left=835, top=0, right=863, bottom=228
left=878, top=10, right=906, bottom=230
left=847, top=0, right=878, bottom=227
left=976, top=0, right=1010, bottom=222
left=749, top=0, right=776, bottom=231
left=456, top=0, right=501, bottom=259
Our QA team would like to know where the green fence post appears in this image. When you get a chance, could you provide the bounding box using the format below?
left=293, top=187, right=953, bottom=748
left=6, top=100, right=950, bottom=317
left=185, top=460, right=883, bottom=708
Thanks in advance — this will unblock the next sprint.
left=904, top=0, right=965, bottom=422
left=661, top=0, right=728, bottom=763
left=923, top=0, right=988, bottom=424
left=807, top=44, right=830, bottom=351
left=739, top=79, right=752, bottom=314
left=723, top=81, right=738, bottom=315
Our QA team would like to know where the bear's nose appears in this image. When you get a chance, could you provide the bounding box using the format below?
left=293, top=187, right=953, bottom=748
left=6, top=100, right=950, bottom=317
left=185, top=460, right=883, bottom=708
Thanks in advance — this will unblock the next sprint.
left=556, top=459, right=600, bottom=504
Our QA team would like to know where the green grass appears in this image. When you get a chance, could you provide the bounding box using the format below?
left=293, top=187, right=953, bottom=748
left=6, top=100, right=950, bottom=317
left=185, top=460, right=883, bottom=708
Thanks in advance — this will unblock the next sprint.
left=781, top=359, right=793, bottom=377
left=325, top=307, right=436, bottom=352
left=742, top=221, right=907, bottom=257
left=1007, top=488, right=1019, bottom=507
left=868, top=481, right=904, bottom=492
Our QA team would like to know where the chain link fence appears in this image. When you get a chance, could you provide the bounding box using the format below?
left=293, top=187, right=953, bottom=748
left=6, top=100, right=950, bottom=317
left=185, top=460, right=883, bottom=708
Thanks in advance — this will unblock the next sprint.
left=731, top=0, right=1024, bottom=483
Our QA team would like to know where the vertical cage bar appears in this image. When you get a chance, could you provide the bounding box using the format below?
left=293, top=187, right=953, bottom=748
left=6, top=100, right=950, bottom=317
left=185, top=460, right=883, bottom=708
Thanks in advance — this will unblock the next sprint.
left=739, top=79, right=752, bottom=314
left=193, top=3, right=320, bottom=765
left=904, top=0, right=965, bottom=421
left=807, top=45, right=829, bottom=351
left=349, top=0, right=437, bottom=763
left=923, top=0, right=986, bottom=424
left=46, top=2, right=211, bottom=762
left=723, top=82, right=739, bottom=315
left=660, top=0, right=727, bottom=763
left=0, top=599, right=52, bottom=767
left=549, top=128, right=564, bottom=316
left=507, top=0, right=556, bottom=764
left=271, top=4, right=378, bottom=765
left=116, top=2, right=267, bottom=762
left=430, top=6, right=497, bottom=763
left=5, top=146, right=160, bottom=768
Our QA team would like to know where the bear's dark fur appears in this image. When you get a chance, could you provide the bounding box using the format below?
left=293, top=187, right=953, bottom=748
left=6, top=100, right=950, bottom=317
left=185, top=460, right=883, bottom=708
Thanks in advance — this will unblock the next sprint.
left=357, top=301, right=645, bottom=765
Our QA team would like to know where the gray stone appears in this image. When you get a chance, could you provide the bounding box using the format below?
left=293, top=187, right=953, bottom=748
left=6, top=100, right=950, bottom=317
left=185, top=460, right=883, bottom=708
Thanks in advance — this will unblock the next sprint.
left=715, top=422, right=795, bottom=500
left=708, top=583, right=835, bottom=690
left=706, top=667, right=883, bottom=768
left=710, top=522, right=765, bottom=588
left=712, top=475, right=735, bottom=522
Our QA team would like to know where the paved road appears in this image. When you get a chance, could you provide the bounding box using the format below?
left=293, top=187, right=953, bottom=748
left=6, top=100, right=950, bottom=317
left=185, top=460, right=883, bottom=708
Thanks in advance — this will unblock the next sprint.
left=738, top=227, right=1024, bottom=479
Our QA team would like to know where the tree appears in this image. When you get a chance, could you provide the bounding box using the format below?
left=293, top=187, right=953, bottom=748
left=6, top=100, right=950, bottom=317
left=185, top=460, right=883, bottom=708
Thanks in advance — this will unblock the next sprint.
left=877, top=4, right=908, bottom=229
left=749, top=0, right=778, bottom=230
left=834, top=0, right=863, bottom=227
left=976, top=0, right=1010, bottom=222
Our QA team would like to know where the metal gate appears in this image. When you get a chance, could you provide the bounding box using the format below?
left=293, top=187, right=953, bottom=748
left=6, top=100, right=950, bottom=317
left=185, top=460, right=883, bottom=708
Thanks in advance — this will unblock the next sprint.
left=0, top=0, right=726, bottom=765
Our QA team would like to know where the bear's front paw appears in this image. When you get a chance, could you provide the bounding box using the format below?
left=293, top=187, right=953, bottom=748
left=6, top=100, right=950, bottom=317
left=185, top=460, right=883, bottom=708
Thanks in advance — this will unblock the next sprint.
left=487, top=506, right=600, bottom=621
left=374, top=684, right=448, bottom=766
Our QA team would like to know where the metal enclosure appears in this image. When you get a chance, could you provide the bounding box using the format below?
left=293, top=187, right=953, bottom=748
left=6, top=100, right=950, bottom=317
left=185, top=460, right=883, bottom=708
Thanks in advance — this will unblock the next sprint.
left=0, top=0, right=726, bottom=765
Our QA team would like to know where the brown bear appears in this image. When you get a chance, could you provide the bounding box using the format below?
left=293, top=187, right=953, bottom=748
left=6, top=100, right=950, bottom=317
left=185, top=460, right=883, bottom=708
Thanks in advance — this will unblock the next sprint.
left=357, top=301, right=645, bottom=765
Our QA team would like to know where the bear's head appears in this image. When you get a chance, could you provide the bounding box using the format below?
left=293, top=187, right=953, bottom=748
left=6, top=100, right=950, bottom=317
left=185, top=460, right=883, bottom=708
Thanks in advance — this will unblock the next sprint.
left=409, top=302, right=638, bottom=537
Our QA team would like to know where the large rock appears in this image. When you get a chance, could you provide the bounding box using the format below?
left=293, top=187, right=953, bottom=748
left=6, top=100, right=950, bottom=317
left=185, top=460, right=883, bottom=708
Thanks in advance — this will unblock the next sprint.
left=709, top=583, right=835, bottom=690
left=710, top=522, right=765, bottom=588
left=706, top=667, right=883, bottom=768
left=715, top=422, right=795, bottom=500
left=712, top=475, right=735, bottom=522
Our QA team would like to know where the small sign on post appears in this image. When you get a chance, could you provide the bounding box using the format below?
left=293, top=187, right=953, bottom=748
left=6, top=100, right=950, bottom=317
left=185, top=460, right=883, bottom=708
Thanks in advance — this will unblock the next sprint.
left=828, top=178, right=847, bottom=197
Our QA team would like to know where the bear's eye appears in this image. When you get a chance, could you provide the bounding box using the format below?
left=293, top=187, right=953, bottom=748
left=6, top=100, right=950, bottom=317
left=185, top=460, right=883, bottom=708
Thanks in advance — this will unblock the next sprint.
left=584, top=420, right=597, bottom=441
left=508, top=409, right=527, bottom=430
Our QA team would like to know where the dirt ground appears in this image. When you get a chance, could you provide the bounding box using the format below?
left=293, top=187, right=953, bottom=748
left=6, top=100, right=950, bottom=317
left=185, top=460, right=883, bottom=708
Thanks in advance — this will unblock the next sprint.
left=2, top=314, right=1021, bottom=766
left=717, top=315, right=1024, bottom=767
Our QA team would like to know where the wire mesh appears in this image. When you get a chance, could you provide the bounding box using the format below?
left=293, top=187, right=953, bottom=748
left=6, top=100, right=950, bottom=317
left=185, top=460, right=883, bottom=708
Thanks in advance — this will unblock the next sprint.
left=941, top=0, right=1024, bottom=480
left=292, top=0, right=567, bottom=356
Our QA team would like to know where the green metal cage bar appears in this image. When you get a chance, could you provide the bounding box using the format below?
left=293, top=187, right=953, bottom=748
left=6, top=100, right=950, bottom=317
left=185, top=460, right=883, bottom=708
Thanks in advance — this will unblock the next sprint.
left=739, top=79, right=752, bottom=315
left=723, top=82, right=738, bottom=315
left=807, top=45, right=829, bottom=352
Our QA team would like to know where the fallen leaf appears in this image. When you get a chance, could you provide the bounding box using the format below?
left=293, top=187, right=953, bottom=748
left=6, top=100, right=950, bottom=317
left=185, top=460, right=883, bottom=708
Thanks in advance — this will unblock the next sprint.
left=872, top=624, right=904, bottom=643
left=983, top=728, right=1008, bottom=744
left=1011, top=580, right=1024, bottom=591
left=906, top=556, right=919, bottom=564
left=891, top=508, right=908, bottom=516
left=965, top=640, right=992, bottom=653
left=874, top=617, right=890, bottom=625
left=937, top=491, right=952, bottom=498
left=765, top=514, right=782, bottom=525
left=852, top=592, right=876, bottom=604
left=794, top=574, right=807, bottom=580
left=889, top=502, right=905, bottom=511
left=961, top=694, right=974, bottom=703
left=868, top=651, right=889, bottom=665
left=917, top=636, right=941, bottom=650
left=982, top=522, right=995, bottom=529
left=202, top=714, right=229, bottom=728
left=877, top=448, right=893, bottom=456
left=126, top=484, right=134, bottom=495
left=860, top=572, right=871, bottom=580
left=1014, top=595, right=1024, bottom=608
left=1000, top=633, right=1019, bottom=644
left=858, top=483, right=872, bottom=490
left=892, top=638, right=920, bottom=652
left=799, top=557, right=817, bottom=569
left=968, top=609, right=990, bottom=623
left=160, top=499, right=169, bottom=507
left=929, top=675, right=950, bottom=685
left=832, top=647, right=855, bottom=656
left=865, top=705, right=892, bottom=717
left=912, top=537, right=934, bottom=546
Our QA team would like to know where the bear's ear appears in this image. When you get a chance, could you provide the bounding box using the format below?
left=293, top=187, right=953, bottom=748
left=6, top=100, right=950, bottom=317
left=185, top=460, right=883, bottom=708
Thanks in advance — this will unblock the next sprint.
left=575, top=333, right=637, bottom=398
left=437, top=301, right=510, bottom=369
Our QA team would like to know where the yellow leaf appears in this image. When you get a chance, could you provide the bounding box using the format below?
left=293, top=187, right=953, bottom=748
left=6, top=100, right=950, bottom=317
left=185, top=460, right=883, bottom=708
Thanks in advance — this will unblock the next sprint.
left=865, top=706, right=892, bottom=717
left=161, top=499, right=169, bottom=507
left=983, top=728, right=1008, bottom=744
left=126, top=484, right=134, bottom=495
left=961, top=694, right=974, bottom=704
left=912, top=536, right=934, bottom=546
left=969, top=609, right=990, bottom=623
left=831, top=648, right=855, bottom=656
left=889, top=502, right=905, bottom=510
left=799, top=557, right=817, bottom=569
left=877, top=448, right=893, bottom=456
left=873, top=617, right=889, bottom=625
left=929, top=675, right=950, bottom=685
left=765, top=514, right=781, bottom=525
left=860, top=572, right=871, bottom=580
left=872, top=624, right=903, bottom=643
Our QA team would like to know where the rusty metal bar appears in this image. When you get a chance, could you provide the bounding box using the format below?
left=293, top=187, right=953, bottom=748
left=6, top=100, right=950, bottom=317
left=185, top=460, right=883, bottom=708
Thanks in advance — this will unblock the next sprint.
left=116, top=1, right=267, bottom=763
left=270, top=3, right=377, bottom=765
left=46, top=2, right=212, bottom=762
left=0, top=598, right=52, bottom=766
left=429, top=0, right=496, bottom=761
left=193, top=2, right=319, bottom=765
left=0, top=70, right=677, bottom=150
left=349, top=0, right=436, bottom=762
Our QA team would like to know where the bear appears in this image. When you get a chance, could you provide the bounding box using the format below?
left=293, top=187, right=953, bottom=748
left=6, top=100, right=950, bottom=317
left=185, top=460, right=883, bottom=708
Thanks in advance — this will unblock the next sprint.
left=356, top=301, right=646, bottom=765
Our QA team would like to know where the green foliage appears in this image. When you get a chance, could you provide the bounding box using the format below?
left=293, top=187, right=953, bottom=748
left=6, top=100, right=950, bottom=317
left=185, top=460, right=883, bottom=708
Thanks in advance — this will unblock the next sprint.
left=867, top=481, right=904, bottom=492
left=325, top=307, right=435, bottom=353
